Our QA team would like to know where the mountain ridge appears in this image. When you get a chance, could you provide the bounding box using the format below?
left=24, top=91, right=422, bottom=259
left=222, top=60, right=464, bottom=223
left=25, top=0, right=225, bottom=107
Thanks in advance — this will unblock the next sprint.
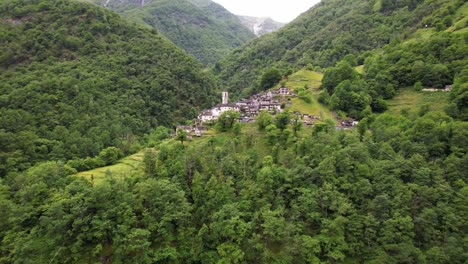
left=88, top=0, right=256, bottom=65
left=238, top=15, right=285, bottom=36
left=215, top=0, right=464, bottom=97
left=0, top=0, right=217, bottom=175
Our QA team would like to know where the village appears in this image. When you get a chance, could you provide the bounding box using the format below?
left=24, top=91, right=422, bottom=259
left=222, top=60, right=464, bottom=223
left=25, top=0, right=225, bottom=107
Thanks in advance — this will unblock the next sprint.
left=176, top=86, right=359, bottom=138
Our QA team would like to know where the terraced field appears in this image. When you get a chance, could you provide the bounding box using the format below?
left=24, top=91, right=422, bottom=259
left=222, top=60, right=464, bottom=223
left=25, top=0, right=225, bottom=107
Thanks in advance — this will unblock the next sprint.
left=77, top=151, right=145, bottom=184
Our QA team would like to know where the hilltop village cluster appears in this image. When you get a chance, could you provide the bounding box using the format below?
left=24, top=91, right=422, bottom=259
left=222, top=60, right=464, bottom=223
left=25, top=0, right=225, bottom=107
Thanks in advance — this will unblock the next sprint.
left=176, top=87, right=359, bottom=138
left=198, top=88, right=292, bottom=123
left=178, top=87, right=316, bottom=137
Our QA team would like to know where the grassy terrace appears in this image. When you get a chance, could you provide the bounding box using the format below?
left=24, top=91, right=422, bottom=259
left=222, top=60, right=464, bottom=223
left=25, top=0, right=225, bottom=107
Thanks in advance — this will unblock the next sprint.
left=277, top=69, right=337, bottom=120
left=387, top=88, right=450, bottom=114
left=77, top=152, right=145, bottom=184
left=286, top=70, right=323, bottom=90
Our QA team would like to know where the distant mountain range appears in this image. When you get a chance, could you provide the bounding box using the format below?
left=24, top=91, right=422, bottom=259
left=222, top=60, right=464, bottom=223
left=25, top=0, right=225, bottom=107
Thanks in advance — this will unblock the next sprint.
left=238, top=16, right=285, bottom=36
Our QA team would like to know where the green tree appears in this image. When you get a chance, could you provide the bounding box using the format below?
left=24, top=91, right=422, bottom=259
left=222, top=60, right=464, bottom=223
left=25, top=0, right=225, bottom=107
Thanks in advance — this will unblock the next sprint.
left=259, top=68, right=282, bottom=91
left=292, top=116, right=303, bottom=135
left=275, top=111, right=291, bottom=130
left=256, top=110, right=273, bottom=131
left=217, top=110, right=240, bottom=132
left=322, top=61, right=358, bottom=94
left=143, top=148, right=158, bottom=177
left=98, top=147, right=123, bottom=166
left=176, top=129, right=188, bottom=144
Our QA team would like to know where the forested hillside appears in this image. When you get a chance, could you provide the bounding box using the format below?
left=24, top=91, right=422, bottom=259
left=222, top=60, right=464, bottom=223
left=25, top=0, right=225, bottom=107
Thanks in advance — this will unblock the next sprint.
left=215, top=0, right=466, bottom=97
left=0, top=0, right=216, bottom=177
left=318, top=0, right=468, bottom=120
left=0, top=0, right=467, bottom=262
left=89, top=0, right=256, bottom=65
left=1, top=110, right=466, bottom=262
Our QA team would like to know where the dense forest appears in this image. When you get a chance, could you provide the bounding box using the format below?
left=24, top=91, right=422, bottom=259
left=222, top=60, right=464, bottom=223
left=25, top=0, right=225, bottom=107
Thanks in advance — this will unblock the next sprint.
left=0, top=0, right=217, bottom=177
left=214, top=0, right=467, bottom=98
left=88, top=0, right=256, bottom=65
left=0, top=109, right=466, bottom=263
left=0, top=0, right=467, bottom=263
left=320, top=27, right=467, bottom=119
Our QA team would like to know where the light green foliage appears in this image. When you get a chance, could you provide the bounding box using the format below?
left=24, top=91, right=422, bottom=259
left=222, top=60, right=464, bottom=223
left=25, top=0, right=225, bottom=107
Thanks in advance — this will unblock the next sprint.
left=256, top=110, right=273, bottom=131
left=232, top=122, right=242, bottom=136
left=216, top=110, right=240, bottom=132
left=1, top=110, right=467, bottom=262
left=387, top=89, right=450, bottom=115
left=292, top=116, right=303, bottom=135
left=77, top=151, right=144, bottom=184
left=145, top=126, right=171, bottom=147
left=143, top=148, right=158, bottom=177
left=297, top=88, right=313, bottom=103
left=176, top=129, right=188, bottom=144
left=265, top=124, right=278, bottom=145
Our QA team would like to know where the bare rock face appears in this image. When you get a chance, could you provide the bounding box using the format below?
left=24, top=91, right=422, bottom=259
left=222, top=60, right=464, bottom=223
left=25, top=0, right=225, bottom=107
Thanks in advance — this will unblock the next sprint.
left=238, top=16, right=285, bottom=36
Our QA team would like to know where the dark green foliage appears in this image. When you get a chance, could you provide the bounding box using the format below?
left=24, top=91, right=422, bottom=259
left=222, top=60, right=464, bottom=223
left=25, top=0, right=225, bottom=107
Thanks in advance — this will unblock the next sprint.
left=298, top=89, right=312, bottom=103
left=1, top=111, right=466, bottom=262
left=98, top=147, right=123, bottom=166
left=364, top=32, right=466, bottom=89
left=259, top=68, right=282, bottom=91
left=0, top=0, right=216, bottom=176
left=0, top=0, right=467, bottom=262
left=321, top=23, right=467, bottom=118
left=66, top=147, right=123, bottom=172
left=215, top=0, right=464, bottom=98
left=448, top=69, right=468, bottom=120
left=275, top=110, right=291, bottom=130
left=89, top=0, right=256, bottom=65
left=322, top=61, right=358, bottom=94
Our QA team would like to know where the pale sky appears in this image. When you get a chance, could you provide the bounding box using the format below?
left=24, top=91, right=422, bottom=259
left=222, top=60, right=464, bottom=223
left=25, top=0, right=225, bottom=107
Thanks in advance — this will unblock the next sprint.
left=211, top=0, right=321, bottom=23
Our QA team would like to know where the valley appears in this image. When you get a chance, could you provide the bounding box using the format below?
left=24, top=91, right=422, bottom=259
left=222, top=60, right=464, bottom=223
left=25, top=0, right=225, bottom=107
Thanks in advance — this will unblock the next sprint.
left=87, top=0, right=256, bottom=65
left=0, top=0, right=466, bottom=263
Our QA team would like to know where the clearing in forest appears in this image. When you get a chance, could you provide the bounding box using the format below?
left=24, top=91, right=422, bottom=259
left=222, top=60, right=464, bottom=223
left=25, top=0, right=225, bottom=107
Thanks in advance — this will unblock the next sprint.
left=77, top=152, right=145, bottom=184
left=279, top=69, right=336, bottom=120
left=387, top=88, right=450, bottom=114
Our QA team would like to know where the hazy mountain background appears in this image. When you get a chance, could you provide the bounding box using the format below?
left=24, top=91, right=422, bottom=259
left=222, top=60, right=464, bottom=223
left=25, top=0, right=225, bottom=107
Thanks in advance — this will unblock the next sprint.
left=238, top=16, right=285, bottom=36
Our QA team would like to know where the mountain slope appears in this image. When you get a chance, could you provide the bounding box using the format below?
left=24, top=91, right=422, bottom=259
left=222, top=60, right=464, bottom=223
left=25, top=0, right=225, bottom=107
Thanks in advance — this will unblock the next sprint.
left=215, top=0, right=465, bottom=96
left=0, top=0, right=216, bottom=176
left=89, top=0, right=256, bottom=65
left=238, top=16, right=285, bottom=36
left=317, top=0, right=468, bottom=119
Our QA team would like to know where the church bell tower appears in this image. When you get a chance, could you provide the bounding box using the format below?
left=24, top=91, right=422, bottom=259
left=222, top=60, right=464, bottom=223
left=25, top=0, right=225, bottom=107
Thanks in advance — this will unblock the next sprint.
left=222, top=91, right=228, bottom=104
